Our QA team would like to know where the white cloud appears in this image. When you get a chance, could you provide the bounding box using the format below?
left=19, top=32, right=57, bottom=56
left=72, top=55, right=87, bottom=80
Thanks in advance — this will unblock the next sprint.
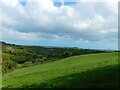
left=0, top=0, right=19, bottom=7
left=0, top=0, right=118, bottom=49
left=2, top=27, right=39, bottom=41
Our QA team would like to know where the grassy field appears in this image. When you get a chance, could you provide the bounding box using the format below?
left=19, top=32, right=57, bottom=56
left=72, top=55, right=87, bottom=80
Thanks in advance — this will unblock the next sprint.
left=2, top=52, right=119, bottom=88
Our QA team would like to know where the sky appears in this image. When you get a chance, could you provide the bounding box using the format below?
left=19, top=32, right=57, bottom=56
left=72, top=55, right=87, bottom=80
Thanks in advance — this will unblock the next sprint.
left=0, top=0, right=119, bottom=50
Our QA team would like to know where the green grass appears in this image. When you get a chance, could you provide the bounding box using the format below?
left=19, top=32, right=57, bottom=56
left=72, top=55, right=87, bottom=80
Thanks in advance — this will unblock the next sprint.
left=2, top=52, right=119, bottom=88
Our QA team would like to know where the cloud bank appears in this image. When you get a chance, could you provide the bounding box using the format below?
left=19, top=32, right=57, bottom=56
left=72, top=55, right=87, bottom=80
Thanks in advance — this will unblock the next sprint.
left=0, top=0, right=118, bottom=49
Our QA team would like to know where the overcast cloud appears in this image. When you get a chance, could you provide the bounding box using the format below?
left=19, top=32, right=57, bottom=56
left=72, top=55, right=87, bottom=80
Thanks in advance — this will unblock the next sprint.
left=0, top=0, right=118, bottom=49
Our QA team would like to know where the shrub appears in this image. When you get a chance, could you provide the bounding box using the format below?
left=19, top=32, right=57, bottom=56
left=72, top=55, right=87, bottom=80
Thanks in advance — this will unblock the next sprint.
left=2, top=60, right=18, bottom=74
left=22, top=61, right=32, bottom=68
left=11, top=56, right=26, bottom=64
left=61, top=51, right=72, bottom=58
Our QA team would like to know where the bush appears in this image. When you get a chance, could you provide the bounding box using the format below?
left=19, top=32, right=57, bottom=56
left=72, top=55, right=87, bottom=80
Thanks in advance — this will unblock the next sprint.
left=22, top=61, right=32, bottom=68
left=2, top=60, right=18, bottom=74
left=11, top=56, right=26, bottom=64
left=61, top=51, right=72, bottom=58
left=2, top=53, right=11, bottom=61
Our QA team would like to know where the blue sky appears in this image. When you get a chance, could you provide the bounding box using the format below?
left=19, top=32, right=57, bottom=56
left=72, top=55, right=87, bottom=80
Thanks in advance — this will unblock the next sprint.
left=54, top=1, right=77, bottom=7
left=0, top=0, right=118, bottom=50
left=19, top=0, right=77, bottom=7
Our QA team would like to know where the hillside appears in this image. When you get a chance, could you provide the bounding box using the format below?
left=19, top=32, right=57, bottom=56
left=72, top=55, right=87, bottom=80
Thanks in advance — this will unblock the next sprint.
left=2, top=52, right=118, bottom=88
left=1, top=41, right=108, bottom=73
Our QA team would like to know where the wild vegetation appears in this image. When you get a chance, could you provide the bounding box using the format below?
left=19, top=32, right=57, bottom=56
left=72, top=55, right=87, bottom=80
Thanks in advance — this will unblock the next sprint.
left=1, top=41, right=119, bottom=88
left=1, top=41, right=109, bottom=74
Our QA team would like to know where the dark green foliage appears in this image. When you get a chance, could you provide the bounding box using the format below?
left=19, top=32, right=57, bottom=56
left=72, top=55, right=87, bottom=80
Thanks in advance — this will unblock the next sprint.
left=61, top=51, right=72, bottom=58
left=1, top=41, right=111, bottom=73
left=11, top=56, right=26, bottom=63
left=22, top=61, right=32, bottom=68
left=2, top=60, right=18, bottom=74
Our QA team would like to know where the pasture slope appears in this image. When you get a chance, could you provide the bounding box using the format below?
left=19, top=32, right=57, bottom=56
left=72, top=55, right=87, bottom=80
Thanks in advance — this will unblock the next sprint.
left=2, top=52, right=119, bottom=88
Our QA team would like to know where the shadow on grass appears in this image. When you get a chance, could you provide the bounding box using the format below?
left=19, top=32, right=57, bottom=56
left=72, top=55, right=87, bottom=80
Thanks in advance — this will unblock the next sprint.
left=2, top=64, right=119, bottom=90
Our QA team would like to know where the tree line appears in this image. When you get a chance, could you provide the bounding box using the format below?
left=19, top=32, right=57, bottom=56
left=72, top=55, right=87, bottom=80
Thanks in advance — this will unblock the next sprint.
left=1, top=41, right=111, bottom=74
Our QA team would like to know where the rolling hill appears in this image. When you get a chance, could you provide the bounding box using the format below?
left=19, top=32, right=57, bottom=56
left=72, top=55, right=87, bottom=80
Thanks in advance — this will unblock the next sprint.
left=1, top=41, right=108, bottom=74
left=2, top=52, right=119, bottom=88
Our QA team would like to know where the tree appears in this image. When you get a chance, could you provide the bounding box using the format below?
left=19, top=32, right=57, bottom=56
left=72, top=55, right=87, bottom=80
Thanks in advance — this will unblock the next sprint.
left=61, top=51, right=72, bottom=58
left=2, top=60, right=18, bottom=74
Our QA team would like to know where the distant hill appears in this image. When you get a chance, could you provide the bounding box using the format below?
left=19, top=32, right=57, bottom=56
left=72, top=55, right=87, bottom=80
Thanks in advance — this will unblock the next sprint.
left=1, top=41, right=112, bottom=73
